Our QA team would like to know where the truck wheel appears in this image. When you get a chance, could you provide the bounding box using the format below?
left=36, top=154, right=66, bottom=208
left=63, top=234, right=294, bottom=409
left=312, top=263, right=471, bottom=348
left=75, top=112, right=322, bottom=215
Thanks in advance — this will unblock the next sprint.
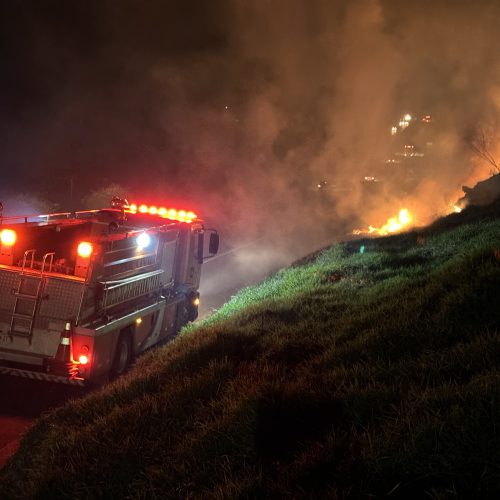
left=174, top=301, right=189, bottom=334
left=110, top=329, right=133, bottom=379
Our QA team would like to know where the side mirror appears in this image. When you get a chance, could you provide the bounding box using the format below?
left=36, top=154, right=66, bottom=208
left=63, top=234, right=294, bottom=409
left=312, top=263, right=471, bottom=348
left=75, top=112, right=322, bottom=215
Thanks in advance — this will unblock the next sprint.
left=209, top=232, right=219, bottom=255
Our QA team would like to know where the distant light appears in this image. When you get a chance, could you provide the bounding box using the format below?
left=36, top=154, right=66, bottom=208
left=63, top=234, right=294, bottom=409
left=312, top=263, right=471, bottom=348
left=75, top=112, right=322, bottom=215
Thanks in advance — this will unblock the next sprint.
left=129, top=203, right=138, bottom=212
left=135, top=317, right=142, bottom=325
left=404, top=114, right=412, bottom=121
left=77, top=242, right=93, bottom=258
left=193, top=297, right=200, bottom=307
left=148, top=206, right=158, bottom=215
left=136, top=232, right=151, bottom=249
left=158, top=207, right=167, bottom=216
left=0, top=229, right=17, bottom=246
left=391, top=126, right=398, bottom=135
left=359, top=245, right=365, bottom=254
left=139, top=204, right=148, bottom=213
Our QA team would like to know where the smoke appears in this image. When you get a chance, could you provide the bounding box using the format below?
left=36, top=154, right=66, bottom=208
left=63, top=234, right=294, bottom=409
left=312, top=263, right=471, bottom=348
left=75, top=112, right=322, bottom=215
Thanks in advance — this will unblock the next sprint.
left=0, top=192, right=53, bottom=216
left=2, top=0, right=500, bottom=298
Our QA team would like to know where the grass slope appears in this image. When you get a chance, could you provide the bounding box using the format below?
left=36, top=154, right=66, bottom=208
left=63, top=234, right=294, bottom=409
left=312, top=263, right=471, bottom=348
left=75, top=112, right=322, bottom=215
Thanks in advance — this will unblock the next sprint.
left=1, top=201, right=500, bottom=499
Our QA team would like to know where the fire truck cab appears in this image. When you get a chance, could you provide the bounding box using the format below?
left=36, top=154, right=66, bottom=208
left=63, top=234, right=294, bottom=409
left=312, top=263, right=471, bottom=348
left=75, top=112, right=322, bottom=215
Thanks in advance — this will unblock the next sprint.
left=0, top=199, right=218, bottom=385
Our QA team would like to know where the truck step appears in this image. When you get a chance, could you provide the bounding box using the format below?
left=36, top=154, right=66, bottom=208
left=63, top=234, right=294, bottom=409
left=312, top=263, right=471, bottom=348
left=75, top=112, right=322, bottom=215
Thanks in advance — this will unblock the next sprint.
left=12, top=292, right=39, bottom=300
left=10, top=317, right=33, bottom=336
left=12, top=312, right=35, bottom=320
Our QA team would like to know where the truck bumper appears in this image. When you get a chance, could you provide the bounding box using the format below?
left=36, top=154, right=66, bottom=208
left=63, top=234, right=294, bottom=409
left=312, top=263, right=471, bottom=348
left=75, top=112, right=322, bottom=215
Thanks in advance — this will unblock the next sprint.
left=0, top=365, right=85, bottom=386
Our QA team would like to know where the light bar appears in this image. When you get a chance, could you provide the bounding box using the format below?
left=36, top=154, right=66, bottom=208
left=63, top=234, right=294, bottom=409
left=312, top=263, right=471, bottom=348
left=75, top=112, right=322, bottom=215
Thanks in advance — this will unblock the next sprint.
left=0, top=229, right=16, bottom=246
left=127, top=202, right=198, bottom=223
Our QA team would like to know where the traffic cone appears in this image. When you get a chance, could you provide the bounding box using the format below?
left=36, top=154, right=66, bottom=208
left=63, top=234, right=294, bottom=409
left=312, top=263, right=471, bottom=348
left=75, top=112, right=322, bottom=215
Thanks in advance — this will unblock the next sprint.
left=55, top=322, right=72, bottom=362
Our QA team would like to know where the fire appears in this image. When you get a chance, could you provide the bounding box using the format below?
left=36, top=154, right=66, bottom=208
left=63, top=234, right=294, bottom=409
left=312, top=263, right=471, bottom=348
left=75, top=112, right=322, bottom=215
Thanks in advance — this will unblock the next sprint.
left=353, top=208, right=414, bottom=236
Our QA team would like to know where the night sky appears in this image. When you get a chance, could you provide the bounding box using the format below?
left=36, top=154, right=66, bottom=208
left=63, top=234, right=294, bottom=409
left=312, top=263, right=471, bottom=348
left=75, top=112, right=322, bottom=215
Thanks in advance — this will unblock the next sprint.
left=1, top=0, right=500, bottom=244
left=0, top=1, right=230, bottom=194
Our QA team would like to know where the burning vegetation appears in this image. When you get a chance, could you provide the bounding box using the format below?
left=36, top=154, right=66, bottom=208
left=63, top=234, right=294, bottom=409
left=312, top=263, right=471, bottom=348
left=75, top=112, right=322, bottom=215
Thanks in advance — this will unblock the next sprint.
left=353, top=208, right=414, bottom=236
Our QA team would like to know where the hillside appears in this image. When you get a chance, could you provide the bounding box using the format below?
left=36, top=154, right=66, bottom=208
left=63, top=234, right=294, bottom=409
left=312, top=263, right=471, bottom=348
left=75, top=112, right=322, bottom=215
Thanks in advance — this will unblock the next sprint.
left=1, top=200, right=499, bottom=499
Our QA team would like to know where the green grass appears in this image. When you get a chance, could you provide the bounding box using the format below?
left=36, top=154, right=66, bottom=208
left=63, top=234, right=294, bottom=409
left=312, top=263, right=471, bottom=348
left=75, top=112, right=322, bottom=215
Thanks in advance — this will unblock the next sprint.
left=1, top=200, right=500, bottom=499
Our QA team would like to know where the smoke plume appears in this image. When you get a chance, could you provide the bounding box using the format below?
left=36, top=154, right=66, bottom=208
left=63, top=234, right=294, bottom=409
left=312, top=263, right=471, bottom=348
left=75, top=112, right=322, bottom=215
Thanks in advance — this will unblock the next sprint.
left=2, top=0, right=500, bottom=295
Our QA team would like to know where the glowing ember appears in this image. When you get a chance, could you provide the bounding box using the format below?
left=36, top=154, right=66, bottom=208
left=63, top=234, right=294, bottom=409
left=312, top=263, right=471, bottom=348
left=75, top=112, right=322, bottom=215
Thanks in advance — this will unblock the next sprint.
left=353, top=208, right=414, bottom=236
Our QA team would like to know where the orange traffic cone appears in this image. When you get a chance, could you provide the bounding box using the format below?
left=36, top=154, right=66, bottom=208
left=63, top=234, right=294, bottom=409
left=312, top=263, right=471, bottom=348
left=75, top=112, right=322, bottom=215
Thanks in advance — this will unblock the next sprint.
left=55, top=322, right=72, bottom=362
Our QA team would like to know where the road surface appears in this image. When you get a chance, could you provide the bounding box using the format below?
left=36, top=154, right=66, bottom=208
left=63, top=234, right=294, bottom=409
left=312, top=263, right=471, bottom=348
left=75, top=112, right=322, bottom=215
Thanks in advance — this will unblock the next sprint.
left=0, top=375, right=89, bottom=468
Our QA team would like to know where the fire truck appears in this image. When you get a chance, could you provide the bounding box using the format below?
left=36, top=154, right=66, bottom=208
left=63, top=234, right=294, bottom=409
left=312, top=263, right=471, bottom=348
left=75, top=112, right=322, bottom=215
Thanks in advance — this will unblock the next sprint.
left=0, top=198, right=219, bottom=385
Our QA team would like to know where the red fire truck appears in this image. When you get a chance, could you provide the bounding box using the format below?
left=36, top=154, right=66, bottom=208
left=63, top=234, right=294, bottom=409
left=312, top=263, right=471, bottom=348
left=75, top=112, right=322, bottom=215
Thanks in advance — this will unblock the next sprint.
left=0, top=198, right=219, bottom=385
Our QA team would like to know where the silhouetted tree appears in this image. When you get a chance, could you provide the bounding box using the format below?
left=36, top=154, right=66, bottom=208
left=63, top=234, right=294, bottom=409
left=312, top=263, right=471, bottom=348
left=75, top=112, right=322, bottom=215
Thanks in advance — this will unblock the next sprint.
left=469, top=127, right=500, bottom=174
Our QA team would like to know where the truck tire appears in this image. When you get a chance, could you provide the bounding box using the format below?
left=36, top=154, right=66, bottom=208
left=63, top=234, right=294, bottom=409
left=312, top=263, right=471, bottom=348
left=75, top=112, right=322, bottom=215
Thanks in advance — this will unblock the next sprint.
left=110, top=329, right=133, bottom=379
left=174, top=300, right=189, bottom=334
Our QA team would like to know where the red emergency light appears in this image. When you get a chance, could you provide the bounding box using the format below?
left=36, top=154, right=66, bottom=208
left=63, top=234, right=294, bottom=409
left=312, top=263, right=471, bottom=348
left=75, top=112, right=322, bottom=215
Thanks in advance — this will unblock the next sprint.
left=0, top=229, right=17, bottom=246
left=78, top=354, right=89, bottom=365
left=77, top=242, right=93, bottom=258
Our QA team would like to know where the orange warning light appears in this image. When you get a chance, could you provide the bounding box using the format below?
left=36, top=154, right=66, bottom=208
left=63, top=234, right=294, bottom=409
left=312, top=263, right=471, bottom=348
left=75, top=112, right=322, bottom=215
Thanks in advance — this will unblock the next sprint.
left=129, top=203, right=198, bottom=223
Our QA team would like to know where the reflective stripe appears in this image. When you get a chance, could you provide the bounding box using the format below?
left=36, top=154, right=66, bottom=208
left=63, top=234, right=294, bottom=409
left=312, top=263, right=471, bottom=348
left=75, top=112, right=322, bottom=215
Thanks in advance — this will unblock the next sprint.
left=60, top=337, right=70, bottom=345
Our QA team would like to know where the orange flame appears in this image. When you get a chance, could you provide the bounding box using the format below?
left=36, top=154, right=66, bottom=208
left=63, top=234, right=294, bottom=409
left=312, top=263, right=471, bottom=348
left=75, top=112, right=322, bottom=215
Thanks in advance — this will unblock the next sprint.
left=353, top=208, right=414, bottom=236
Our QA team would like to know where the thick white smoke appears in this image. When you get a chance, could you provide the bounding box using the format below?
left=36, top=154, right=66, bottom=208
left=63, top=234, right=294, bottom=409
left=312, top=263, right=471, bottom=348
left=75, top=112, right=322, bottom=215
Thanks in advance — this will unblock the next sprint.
left=2, top=0, right=500, bottom=298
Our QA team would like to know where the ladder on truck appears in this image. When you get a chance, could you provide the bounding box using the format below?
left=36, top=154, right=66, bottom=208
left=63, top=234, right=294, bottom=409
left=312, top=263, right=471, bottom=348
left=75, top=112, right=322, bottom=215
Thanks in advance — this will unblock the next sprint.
left=10, top=250, right=55, bottom=340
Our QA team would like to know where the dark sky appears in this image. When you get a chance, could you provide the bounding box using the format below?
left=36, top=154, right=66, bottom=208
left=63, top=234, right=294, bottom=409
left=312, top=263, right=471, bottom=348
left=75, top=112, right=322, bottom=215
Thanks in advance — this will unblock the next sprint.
left=1, top=0, right=499, bottom=241
left=0, top=1, right=230, bottom=192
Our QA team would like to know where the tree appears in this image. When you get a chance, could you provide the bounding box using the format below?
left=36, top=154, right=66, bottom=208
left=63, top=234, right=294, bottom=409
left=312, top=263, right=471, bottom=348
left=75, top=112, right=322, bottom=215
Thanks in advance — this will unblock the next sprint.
left=81, top=184, right=128, bottom=210
left=469, top=126, right=500, bottom=174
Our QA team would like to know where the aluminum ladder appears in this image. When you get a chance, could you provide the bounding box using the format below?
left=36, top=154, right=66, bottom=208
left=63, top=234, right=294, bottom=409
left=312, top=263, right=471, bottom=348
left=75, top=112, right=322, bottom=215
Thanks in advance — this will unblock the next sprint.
left=10, top=250, right=55, bottom=339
